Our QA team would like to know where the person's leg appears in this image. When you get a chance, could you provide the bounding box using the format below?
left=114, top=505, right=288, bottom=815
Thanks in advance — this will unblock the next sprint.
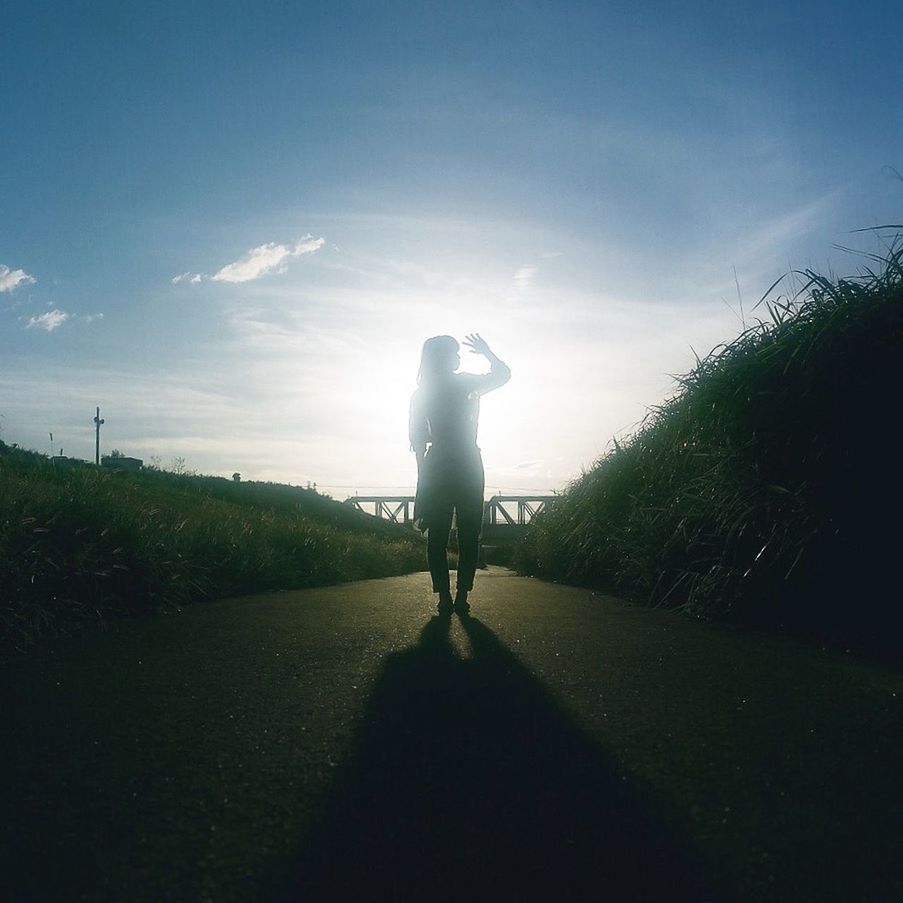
left=454, top=455, right=486, bottom=606
left=454, top=499, right=483, bottom=595
left=427, top=504, right=454, bottom=597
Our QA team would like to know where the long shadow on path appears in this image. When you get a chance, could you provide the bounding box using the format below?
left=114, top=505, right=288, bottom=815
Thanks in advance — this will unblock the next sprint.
left=275, top=613, right=719, bottom=901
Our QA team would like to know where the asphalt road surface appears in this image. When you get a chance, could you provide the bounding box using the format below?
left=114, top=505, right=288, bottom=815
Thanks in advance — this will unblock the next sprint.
left=2, top=568, right=901, bottom=901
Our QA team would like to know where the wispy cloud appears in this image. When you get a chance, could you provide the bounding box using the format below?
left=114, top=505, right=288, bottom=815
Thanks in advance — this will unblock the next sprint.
left=25, top=309, right=69, bottom=331
left=211, top=234, right=325, bottom=284
left=513, top=265, right=537, bottom=290
left=736, top=196, right=836, bottom=267
left=0, top=265, right=36, bottom=293
left=172, top=235, right=325, bottom=286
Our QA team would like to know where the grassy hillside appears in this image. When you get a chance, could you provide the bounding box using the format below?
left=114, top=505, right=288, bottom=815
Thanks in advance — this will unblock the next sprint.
left=515, top=237, right=903, bottom=650
left=0, top=448, right=424, bottom=653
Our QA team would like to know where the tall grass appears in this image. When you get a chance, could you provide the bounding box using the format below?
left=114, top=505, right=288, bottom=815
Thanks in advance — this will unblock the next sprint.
left=515, top=237, right=903, bottom=645
left=0, top=449, right=424, bottom=652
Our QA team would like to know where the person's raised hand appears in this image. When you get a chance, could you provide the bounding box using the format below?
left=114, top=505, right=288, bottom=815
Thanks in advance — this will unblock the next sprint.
left=463, top=333, right=491, bottom=356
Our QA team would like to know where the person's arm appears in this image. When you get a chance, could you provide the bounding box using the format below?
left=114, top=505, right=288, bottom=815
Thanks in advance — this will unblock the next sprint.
left=409, top=392, right=428, bottom=472
left=462, top=333, right=511, bottom=393
left=413, top=444, right=425, bottom=474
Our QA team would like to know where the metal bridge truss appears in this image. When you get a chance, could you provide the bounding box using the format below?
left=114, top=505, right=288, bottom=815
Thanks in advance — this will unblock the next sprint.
left=345, top=494, right=556, bottom=530
left=346, top=496, right=415, bottom=525
left=484, top=495, right=553, bottom=527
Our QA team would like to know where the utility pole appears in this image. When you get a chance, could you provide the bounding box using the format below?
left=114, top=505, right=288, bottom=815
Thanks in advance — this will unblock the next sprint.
left=94, top=406, right=104, bottom=466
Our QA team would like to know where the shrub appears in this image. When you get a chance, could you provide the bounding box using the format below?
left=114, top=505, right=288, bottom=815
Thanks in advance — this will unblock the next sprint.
left=0, top=451, right=424, bottom=652
left=515, top=237, right=903, bottom=646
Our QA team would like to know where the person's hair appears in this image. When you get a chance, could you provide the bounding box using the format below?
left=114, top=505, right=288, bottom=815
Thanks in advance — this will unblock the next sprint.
left=417, top=335, right=459, bottom=386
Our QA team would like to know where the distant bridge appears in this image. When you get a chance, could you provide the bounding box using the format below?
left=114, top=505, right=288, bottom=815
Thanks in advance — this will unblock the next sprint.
left=344, top=494, right=557, bottom=541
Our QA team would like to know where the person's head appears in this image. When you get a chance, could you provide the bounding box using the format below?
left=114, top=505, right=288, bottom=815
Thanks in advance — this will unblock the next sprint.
left=417, top=335, right=460, bottom=385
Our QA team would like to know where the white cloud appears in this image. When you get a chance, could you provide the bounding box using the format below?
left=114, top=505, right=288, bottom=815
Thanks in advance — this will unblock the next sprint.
left=513, top=265, right=537, bottom=289
left=77, top=312, right=105, bottom=324
left=211, top=234, right=325, bottom=284
left=293, top=235, right=327, bottom=256
left=172, top=272, right=204, bottom=284
left=212, top=244, right=288, bottom=283
left=0, top=265, right=36, bottom=293
left=25, top=309, right=69, bottom=331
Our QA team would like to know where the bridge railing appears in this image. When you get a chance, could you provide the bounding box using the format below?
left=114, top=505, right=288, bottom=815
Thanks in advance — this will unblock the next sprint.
left=344, top=494, right=557, bottom=530
left=345, top=496, right=415, bottom=525
left=484, top=495, right=556, bottom=527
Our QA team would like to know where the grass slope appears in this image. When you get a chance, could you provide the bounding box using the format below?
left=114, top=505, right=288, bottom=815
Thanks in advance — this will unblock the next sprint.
left=515, top=239, right=903, bottom=649
left=0, top=448, right=424, bottom=652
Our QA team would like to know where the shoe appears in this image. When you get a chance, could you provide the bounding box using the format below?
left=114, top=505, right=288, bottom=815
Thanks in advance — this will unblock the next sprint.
left=437, top=591, right=453, bottom=615
left=453, top=590, right=470, bottom=615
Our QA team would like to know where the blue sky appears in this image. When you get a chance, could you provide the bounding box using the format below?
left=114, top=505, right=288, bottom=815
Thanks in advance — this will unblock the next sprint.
left=2, top=0, right=900, bottom=494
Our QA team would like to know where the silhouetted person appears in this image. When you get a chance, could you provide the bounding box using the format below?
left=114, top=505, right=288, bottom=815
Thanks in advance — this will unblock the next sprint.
left=409, top=333, right=510, bottom=614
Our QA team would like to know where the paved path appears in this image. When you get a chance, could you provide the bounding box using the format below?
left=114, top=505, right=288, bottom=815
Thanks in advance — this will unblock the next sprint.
left=2, top=568, right=901, bottom=901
